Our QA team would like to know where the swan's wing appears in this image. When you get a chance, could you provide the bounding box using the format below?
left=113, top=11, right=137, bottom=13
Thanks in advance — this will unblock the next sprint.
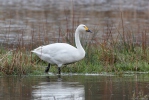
left=52, top=49, right=80, bottom=64
left=45, top=43, right=80, bottom=64
left=32, top=43, right=80, bottom=64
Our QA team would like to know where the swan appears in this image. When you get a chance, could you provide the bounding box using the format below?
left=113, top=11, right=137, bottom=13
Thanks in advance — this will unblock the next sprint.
left=31, top=24, right=92, bottom=74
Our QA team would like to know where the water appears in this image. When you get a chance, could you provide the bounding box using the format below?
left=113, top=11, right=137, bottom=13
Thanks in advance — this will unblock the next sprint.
left=0, top=1, right=149, bottom=99
left=1, top=74, right=149, bottom=100
left=0, top=0, right=149, bottom=46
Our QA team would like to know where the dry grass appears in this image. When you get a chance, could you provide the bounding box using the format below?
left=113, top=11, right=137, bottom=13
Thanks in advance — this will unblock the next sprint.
left=0, top=6, right=149, bottom=75
left=0, top=47, right=44, bottom=75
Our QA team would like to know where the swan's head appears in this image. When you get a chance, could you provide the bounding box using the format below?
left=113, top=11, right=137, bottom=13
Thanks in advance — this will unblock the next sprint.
left=77, top=24, right=92, bottom=33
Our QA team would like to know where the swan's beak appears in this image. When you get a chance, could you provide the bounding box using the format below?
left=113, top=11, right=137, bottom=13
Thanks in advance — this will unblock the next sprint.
left=86, top=29, right=92, bottom=33
left=84, top=26, right=92, bottom=33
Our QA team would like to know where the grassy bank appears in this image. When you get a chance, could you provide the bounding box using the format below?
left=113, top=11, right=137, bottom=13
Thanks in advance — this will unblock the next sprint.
left=0, top=17, right=149, bottom=75
left=0, top=42, right=149, bottom=75
left=0, top=47, right=43, bottom=75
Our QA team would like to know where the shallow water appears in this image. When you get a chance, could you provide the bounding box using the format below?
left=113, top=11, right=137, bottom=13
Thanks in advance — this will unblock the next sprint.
left=1, top=74, right=149, bottom=100
left=0, top=0, right=149, bottom=46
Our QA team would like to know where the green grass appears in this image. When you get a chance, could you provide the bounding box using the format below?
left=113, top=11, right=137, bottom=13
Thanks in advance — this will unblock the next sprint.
left=0, top=48, right=42, bottom=75
left=1, top=42, right=149, bottom=76
left=0, top=16, right=149, bottom=75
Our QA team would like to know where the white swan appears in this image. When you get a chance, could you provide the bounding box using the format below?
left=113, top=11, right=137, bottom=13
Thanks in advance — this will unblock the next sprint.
left=31, top=24, right=92, bottom=74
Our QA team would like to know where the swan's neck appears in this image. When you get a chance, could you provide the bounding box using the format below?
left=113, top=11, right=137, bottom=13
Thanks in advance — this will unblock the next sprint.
left=75, top=29, right=85, bottom=55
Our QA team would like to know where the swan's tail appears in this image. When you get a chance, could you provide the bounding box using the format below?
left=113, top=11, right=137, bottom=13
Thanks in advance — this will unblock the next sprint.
left=31, top=46, right=50, bottom=63
left=31, top=46, right=43, bottom=56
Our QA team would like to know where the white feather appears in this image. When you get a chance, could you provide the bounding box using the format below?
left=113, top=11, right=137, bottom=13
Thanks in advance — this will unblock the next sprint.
left=31, top=24, right=91, bottom=68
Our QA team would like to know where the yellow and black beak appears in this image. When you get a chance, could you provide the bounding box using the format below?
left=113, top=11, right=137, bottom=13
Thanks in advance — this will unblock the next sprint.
left=84, top=26, right=92, bottom=33
left=86, top=29, right=92, bottom=33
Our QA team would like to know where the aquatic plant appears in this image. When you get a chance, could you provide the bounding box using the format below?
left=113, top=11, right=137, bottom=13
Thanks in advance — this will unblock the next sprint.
left=132, top=90, right=149, bottom=100
left=0, top=48, right=44, bottom=75
left=0, top=10, right=149, bottom=75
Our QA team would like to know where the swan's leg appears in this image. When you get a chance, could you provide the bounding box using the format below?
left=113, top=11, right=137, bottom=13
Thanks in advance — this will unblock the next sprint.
left=45, top=63, right=50, bottom=73
left=58, top=67, right=61, bottom=75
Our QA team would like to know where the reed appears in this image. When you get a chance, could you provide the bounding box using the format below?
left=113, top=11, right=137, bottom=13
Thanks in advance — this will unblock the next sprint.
left=0, top=48, right=39, bottom=75
left=0, top=10, right=149, bottom=75
left=132, top=90, right=148, bottom=100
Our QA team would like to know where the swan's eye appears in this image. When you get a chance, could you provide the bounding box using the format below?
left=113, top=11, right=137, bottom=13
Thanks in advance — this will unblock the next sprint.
left=83, top=26, right=89, bottom=31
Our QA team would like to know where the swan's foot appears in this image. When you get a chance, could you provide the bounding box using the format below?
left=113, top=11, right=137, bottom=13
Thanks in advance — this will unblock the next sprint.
left=45, top=63, right=50, bottom=73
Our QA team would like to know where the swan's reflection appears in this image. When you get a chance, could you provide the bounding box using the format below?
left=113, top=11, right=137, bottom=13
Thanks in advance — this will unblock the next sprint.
left=32, top=79, right=84, bottom=100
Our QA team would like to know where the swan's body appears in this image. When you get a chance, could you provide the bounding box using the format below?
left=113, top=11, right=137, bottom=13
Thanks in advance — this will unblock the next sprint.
left=31, top=24, right=92, bottom=74
left=33, top=43, right=85, bottom=65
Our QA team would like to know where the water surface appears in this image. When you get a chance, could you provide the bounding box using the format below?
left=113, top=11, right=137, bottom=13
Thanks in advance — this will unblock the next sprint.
left=0, top=0, right=149, bottom=46
left=0, top=74, right=149, bottom=100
